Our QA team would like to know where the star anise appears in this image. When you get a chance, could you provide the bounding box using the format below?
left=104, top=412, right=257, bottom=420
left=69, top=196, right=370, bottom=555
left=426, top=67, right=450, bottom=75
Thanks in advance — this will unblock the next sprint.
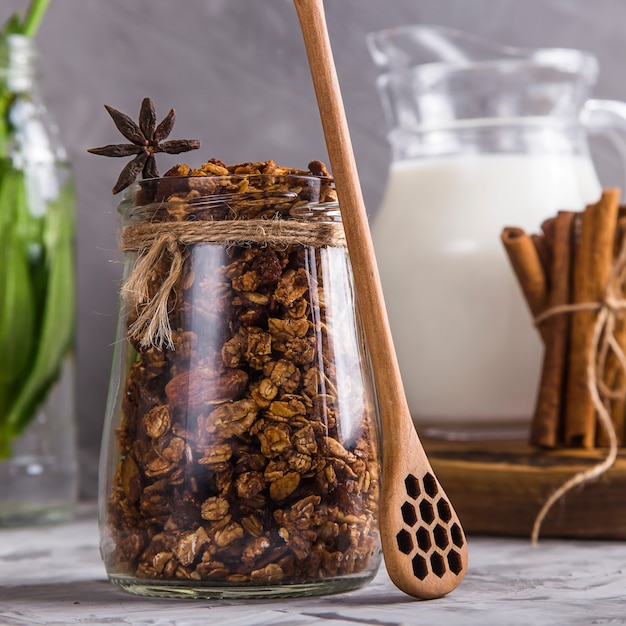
left=88, top=97, right=201, bottom=194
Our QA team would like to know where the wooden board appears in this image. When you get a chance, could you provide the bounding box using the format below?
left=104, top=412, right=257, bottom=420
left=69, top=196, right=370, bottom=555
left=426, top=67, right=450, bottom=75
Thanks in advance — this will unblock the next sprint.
left=422, top=434, right=626, bottom=539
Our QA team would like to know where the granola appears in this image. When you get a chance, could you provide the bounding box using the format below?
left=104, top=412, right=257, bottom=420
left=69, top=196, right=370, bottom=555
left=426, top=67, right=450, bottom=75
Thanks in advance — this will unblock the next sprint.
left=104, top=160, right=381, bottom=585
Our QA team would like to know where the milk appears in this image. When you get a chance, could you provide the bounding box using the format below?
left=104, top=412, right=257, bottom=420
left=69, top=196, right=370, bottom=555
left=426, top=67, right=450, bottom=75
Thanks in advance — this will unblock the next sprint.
left=373, top=154, right=602, bottom=424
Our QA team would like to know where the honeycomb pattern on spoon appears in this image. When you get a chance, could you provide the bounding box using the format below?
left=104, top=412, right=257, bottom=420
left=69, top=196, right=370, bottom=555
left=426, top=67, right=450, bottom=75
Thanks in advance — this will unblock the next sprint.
left=395, top=472, right=466, bottom=581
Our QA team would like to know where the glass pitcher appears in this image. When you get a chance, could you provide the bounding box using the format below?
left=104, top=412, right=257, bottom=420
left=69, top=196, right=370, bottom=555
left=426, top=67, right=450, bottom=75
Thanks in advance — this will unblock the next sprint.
left=367, top=25, right=626, bottom=436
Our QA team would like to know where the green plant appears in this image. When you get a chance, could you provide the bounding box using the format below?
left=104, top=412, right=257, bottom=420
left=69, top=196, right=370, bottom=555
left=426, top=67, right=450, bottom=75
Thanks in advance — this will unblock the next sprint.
left=2, top=0, right=49, bottom=38
left=0, top=0, right=74, bottom=455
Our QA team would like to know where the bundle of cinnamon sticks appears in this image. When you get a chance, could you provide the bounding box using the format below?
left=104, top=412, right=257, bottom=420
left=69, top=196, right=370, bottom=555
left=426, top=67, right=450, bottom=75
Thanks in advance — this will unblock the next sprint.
left=502, top=188, right=625, bottom=449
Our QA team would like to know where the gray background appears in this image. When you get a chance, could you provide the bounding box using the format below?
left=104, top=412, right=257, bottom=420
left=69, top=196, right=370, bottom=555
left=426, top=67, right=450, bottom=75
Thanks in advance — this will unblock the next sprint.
left=4, top=0, right=625, bottom=497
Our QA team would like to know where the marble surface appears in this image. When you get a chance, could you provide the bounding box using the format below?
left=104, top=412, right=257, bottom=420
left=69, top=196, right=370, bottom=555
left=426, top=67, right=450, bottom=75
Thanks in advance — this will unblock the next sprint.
left=1, top=504, right=626, bottom=625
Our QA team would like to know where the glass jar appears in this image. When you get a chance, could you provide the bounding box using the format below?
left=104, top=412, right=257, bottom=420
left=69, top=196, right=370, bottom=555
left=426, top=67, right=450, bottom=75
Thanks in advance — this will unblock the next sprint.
left=99, top=173, right=382, bottom=599
left=0, top=34, right=78, bottom=524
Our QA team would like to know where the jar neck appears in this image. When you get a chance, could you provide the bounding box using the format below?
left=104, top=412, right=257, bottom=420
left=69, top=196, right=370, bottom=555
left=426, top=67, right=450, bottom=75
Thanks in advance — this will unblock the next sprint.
left=0, top=34, right=39, bottom=94
left=120, top=175, right=340, bottom=225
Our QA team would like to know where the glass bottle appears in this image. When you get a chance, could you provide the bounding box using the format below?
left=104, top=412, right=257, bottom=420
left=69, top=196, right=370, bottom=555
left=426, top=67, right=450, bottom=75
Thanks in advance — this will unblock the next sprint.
left=99, top=173, right=382, bottom=598
left=0, top=34, right=78, bottom=524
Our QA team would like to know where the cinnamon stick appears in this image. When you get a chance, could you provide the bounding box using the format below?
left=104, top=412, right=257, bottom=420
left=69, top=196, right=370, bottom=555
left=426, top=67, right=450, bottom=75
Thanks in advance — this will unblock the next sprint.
left=501, top=226, right=550, bottom=344
left=530, top=211, right=576, bottom=448
left=564, top=188, right=621, bottom=447
left=597, top=216, right=626, bottom=447
left=536, top=216, right=556, bottom=279
left=608, top=218, right=626, bottom=446
left=531, top=232, right=552, bottom=287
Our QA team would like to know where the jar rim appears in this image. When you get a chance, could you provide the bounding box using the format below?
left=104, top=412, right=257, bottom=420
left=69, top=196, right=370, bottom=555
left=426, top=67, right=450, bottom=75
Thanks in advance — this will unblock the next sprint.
left=121, top=172, right=333, bottom=196
left=118, top=174, right=340, bottom=224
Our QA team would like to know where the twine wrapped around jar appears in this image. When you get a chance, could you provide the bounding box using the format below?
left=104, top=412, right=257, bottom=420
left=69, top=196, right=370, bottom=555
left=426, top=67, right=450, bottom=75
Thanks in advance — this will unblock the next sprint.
left=120, top=218, right=347, bottom=350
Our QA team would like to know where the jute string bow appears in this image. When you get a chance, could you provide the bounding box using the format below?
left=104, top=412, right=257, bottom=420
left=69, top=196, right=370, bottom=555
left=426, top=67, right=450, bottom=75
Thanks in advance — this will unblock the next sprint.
left=530, top=233, right=626, bottom=545
left=120, top=218, right=346, bottom=350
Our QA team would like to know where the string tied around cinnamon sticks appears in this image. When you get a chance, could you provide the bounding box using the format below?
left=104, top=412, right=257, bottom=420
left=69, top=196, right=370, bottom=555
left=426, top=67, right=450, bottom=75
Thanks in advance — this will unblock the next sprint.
left=120, top=218, right=346, bottom=351
left=529, top=226, right=626, bottom=545
left=502, top=189, right=626, bottom=544
left=534, top=296, right=626, bottom=328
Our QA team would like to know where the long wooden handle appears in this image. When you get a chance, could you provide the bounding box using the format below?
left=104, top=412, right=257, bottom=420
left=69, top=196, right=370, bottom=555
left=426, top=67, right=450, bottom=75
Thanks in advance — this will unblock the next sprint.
left=293, top=0, right=413, bottom=450
left=294, top=1, right=469, bottom=600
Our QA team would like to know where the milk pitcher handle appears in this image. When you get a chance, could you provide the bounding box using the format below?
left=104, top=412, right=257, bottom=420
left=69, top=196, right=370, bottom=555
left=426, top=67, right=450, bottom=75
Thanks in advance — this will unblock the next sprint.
left=581, top=99, right=626, bottom=190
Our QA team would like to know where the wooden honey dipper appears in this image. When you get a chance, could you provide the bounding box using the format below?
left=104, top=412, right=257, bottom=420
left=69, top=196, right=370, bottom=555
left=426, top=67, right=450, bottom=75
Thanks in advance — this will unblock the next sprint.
left=293, top=0, right=468, bottom=599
